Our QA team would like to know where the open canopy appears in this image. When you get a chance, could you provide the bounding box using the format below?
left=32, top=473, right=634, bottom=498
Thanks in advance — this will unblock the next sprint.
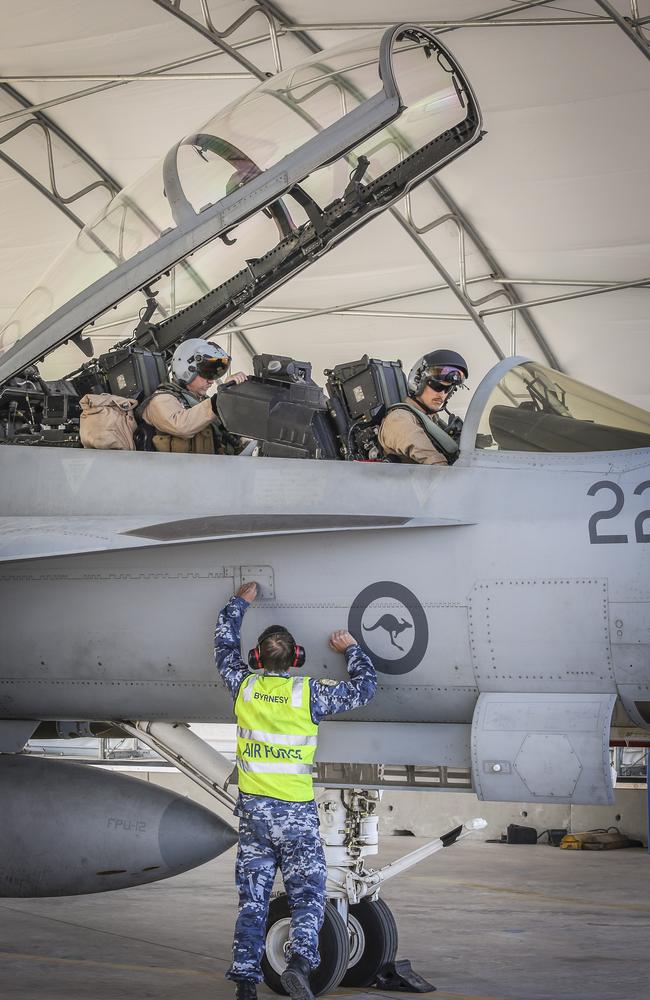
left=0, top=23, right=481, bottom=386
left=0, top=2, right=648, bottom=410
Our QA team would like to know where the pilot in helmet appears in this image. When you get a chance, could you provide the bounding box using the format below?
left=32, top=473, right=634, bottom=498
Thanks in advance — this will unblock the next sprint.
left=378, top=348, right=468, bottom=465
left=141, top=337, right=247, bottom=454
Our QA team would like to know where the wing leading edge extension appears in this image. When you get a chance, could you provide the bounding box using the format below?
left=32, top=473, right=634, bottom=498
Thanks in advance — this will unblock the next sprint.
left=0, top=513, right=473, bottom=563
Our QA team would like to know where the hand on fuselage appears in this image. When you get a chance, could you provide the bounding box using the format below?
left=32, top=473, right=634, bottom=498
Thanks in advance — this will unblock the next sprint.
left=329, top=629, right=356, bottom=652
left=236, top=581, right=258, bottom=602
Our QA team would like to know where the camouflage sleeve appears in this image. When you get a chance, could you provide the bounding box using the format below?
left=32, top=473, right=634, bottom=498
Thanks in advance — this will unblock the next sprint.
left=309, top=645, right=377, bottom=723
left=214, top=596, right=250, bottom=700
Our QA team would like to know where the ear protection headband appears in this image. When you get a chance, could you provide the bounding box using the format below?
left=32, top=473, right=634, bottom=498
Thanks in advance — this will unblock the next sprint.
left=247, top=625, right=306, bottom=670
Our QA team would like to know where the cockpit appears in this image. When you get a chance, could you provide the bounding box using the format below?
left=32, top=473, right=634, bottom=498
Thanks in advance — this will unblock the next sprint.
left=1, top=347, right=649, bottom=460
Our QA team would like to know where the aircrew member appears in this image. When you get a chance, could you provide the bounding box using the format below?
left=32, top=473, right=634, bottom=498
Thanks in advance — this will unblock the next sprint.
left=141, top=337, right=246, bottom=454
left=214, top=581, right=377, bottom=1000
left=378, top=349, right=468, bottom=464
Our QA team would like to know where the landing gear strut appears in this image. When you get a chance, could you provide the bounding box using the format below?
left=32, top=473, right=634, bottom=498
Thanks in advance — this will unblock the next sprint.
left=119, top=726, right=484, bottom=995
left=261, top=787, right=486, bottom=996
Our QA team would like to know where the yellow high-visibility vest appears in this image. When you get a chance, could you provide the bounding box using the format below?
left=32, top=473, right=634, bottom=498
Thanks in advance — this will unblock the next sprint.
left=234, top=673, right=318, bottom=802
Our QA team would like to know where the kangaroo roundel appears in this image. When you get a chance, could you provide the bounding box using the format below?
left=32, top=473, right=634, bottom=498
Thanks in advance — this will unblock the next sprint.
left=348, top=582, right=429, bottom=675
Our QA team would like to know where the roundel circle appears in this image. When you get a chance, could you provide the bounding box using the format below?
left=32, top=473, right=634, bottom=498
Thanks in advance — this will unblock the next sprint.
left=348, top=582, right=428, bottom=675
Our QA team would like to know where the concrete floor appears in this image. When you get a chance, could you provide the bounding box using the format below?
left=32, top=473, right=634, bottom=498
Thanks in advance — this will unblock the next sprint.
left=1, top=837, right=648, bottom=1000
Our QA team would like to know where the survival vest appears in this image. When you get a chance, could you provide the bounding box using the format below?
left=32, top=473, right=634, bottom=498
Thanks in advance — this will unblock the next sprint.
left=385, top=403, right=459, bottom=464
left=139, top=380, right=240, bottom=455
left=234, top=674, right=317, bottom=802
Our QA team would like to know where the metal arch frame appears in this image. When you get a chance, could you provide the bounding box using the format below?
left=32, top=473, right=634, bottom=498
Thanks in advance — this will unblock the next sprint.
left=2, top=0, right=647, bottom=369
left=0, top=83, right=120, bottom=196
left=0, top=86, right=256, bottom=360
left=0, top=86, right=176, bottom=320
left=83, top=274, right=650, bottom=341
left=0, top=26, right=292, bottom=125
left=3, top=19, right=450, bottom=381
left=233, top=0, right=650, bottom=368
left=594, top=1, right=650, bottom=59
left=150, top=1, right=279, bottom=82
left=161, top=0, right=555, bottom=367
left=0, top=83, right=118, bottom=226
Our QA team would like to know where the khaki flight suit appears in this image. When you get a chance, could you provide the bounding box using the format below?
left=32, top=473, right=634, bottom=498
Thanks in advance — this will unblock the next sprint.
left=378, top=398, right=447, bottom=465
left=141, top=386, right=217, bottom=454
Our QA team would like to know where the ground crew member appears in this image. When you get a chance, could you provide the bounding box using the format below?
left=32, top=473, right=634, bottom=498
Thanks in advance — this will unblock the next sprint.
left=214, top=581, right=377, bottom=1000
left=379, top=348, right=468, bottom=464
left=141, top=337, right=247, bottom=453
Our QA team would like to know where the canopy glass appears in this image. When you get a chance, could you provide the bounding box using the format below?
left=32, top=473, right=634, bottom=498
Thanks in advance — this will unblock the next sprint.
left=0, top=27, right=472, bottom=375
left=475, top=362, right=650, bottom=453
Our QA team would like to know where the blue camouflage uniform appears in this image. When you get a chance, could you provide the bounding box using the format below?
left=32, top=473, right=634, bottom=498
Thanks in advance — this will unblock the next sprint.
left=215, top=595, right=377, bottom=983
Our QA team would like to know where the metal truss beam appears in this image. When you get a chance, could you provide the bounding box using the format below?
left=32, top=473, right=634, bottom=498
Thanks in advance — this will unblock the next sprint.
left=480, top=276, right=650, bottom=316
left=87, top=275, right=649, bottom=340
left=283, top=19, right=613, bottom=29
left=0, top=148, right=85, bottom=229
left=0, top=82, right=119, bottom=222
left=0, top=85, right=254, bottom=356
left=421, top=177, right=559, bottom=368
left=257, top=0, right=650, bottom=33
left=10, top=0, right=633, bottom=367
left=271, top=1, right=553, bottom=34
left=0, top=82, right=118, bottom=246
left=593, top=1, right=650, bottom=60
left=150, top=1, right=272, bottom=82
left=0, top=45, right=257, bottom=125
left=254, top=1, right=561, bottom=367
left=0, top=72, right=251, bottom=83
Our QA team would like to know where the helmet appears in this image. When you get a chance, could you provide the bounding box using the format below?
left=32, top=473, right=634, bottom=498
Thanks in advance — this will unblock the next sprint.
left=407, top=349, right=469, bottom=398
left=171, top=338, right=231, bottom=385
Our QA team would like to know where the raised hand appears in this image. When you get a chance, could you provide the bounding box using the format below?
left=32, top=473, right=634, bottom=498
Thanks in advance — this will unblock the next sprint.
left=329, top=629, right=356, bottom=652
left=236, top=581, right=258, bottom=602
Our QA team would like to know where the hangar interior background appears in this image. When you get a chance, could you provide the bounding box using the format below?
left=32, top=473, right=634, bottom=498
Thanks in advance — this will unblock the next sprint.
left=1, top=0, right=649, bottom=416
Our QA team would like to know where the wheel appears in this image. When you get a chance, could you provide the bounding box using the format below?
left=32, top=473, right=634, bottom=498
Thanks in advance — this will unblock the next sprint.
left=261, top=895, right=350, bottom=996
left=340, top=897, right=398, bottom=988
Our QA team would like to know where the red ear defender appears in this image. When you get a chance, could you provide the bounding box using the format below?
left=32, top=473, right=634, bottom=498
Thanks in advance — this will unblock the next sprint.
left=247, top=645, right=263, bottom=670
left=292, top=644, right=306, bottom=669
left=248, top=629, right=306, bottom=670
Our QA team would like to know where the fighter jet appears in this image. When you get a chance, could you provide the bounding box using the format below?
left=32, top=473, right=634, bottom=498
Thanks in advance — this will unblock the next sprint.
left=0, top=22, right=649, bottom=995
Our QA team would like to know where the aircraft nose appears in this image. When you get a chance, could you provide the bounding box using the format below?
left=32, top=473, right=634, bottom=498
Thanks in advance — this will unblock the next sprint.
left=158, top=797, right=238, bottom=872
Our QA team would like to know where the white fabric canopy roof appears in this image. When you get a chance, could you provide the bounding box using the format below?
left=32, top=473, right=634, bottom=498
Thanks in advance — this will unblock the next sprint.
left=1, top=0, right=648, bottom=411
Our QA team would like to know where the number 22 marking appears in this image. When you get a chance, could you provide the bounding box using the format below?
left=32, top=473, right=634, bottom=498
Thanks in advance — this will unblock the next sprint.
left=587, top=480, right=650, bottom=544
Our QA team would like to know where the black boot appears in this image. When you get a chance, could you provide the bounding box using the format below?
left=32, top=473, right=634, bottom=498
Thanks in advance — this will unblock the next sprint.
left=281, top=955, right=314, bottom=1000
left=235, top=981, right=257, bottom=1000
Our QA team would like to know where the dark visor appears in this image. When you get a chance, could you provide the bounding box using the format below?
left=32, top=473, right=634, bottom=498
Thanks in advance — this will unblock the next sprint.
left=196, top=354, right=230, bottom=379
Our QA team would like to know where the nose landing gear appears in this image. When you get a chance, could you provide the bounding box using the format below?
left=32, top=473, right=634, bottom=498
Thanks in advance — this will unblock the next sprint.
left=342, top=897, right=398, bottom=988
left=261, top=787, right=485, bottom=996
left=261, top=896, right=349, bottom=996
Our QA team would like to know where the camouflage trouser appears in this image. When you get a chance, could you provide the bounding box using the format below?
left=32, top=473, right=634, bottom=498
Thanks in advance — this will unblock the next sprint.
left=227, top=798, right=327, bottom=983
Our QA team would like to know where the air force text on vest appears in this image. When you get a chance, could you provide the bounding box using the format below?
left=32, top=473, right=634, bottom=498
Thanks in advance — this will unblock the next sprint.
left=241, top=741, right=304, bottom=761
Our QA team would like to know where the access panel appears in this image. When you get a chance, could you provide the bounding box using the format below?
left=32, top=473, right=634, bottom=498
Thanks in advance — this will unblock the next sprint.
left=471, top=692, right=616, bottom=805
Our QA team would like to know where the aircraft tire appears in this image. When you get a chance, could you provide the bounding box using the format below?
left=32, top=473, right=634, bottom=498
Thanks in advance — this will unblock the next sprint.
left=261, top=895, right=350, bottom=996
left=340, top=897, right=398, bottom=987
